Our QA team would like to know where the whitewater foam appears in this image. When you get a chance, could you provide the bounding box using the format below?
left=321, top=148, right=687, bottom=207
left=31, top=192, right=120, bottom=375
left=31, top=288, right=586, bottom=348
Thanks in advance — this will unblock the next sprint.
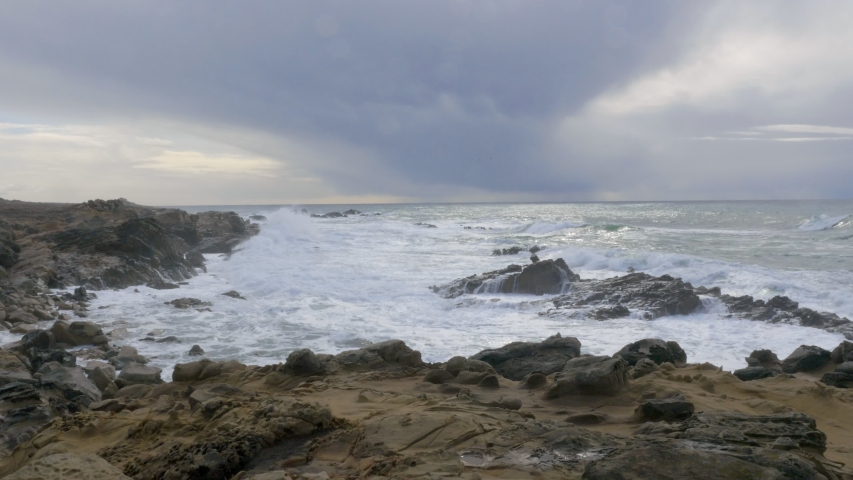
left=799, top=214, right=850, bottom=231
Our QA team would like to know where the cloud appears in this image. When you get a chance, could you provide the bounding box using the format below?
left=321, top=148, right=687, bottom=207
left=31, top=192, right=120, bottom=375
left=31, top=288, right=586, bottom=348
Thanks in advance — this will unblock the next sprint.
left=133, top=150, right=280, bottom=177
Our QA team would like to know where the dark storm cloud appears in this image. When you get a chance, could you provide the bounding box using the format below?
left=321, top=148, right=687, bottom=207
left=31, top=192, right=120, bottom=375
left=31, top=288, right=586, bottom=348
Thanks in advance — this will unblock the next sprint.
left=0, top=1, right=851, bottom=202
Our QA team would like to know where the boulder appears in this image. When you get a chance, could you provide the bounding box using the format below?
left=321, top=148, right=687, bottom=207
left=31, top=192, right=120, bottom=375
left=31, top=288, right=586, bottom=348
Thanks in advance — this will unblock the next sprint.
left=831, top=341, right=853, bottom=364
left=39, top=366, right=101, bottom=405
left=432, top=258, right=580, bottom=298
left=615, top=339, right=686, bottom=367
left=116, top=363, right=163, bottom=386
left=333, top=340, right=423, bottom=371
left=733, top=367, right=777, bottom=382
left=781, top=345, right=831, bottom=373
left=424, top=369, right=455, bottom=384
left=4, top=453, right=133, bottom=480
left=188, top=344, right=205, bottom=356
left=50, top=320, right=109, bottom=346
left=88, top=366, right=118, bottom=393
left=173, top=359, right=214, bottom=382
left=283, top=349, right=324, bottom=376
left=167, top=297, right=212, bottom=309
left=820, top=362, right=853, bottom=389
left=744, top=349, right=782, bottom=372
left=470, top=333, right=581, bottom=380
left=7, top=310, right=38, bottom=325
left=544, top=355, right=629, bottom=398
left=629, top=358, right=659, bottom=379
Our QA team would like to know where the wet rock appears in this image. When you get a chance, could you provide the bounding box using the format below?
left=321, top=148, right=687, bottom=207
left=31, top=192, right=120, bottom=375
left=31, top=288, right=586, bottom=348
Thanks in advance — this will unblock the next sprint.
left=432, top=258, right=579, bottom=298
left=249, top=214, right=268, bottom=221
left=18, top=329, right=55, bottom=351
left=545, top=355, right=629, bottom=398
left=342, top=209, right=361, bottom=216
left=188, top=344, right=205, bottom=356
left=146, top=279, right=180, bottom=290
left=283, top=349, right=324, bottom=376
left=592, top=305, right=630, bottom=320
left=767, top=295, right=799, bottom=311
left=781, top=345, right=831, bottom=373
left=89, top=398, right=126, bottom=413
left=635, top=394, right=695, bottom=421
left=615, top=338, right=687, bottom=367
left=820, top=362, right=853, bottom=388
left=492, top=246, right=523, bottom=256
left=221, top=290, right=246, bottom=300
left=734, top=366, right=777, bottom=382
left=24, top=347, right=76, bottom=373
left=166, top=297, right=212, bottom=309
left=470, top=333, right=581, bottom=380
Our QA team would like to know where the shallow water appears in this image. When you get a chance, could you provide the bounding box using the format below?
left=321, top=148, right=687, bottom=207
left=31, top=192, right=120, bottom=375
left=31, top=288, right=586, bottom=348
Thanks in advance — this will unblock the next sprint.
left=6, top=201, right=851, bottom=379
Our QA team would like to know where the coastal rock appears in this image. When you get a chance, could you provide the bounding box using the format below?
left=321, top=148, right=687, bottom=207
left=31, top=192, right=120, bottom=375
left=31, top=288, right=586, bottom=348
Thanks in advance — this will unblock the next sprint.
left=50, top=320, right=108, bottom=346
left=734, top=366, right=777, bottom=382
left=831, top=341, right=853, bottom=364
left=615, top=338, right=687, bottom=367
left=333, top=340, right=423, bottom=371
left=283, top=349, right=324, bottom=376
left=469, top=333, right=581, bottom=380
left=635, top=394, right=695, bottom=421
left=3, top=453, right=132, bottom=480
left=492, top=246, right=523, bottom=256
left=781, top=345, right=831, bottom=373
left=7, top=310, right=38, bottom=325
left=166, top=297, right=212, bottom=309
left=431, top=258, right=579, bottom=298
left=820, top=362, right=853, bottom=388
left=221, top=290, right=246, bottom=300
left=39, top=366, right=101, bottom=405
left=745, top=349, right=783, bottom=372
left=188, top=344, right=205, bottom=356
left=545, top=355, right=629, bottom=398
left=116, top=363, right=163, bottom=386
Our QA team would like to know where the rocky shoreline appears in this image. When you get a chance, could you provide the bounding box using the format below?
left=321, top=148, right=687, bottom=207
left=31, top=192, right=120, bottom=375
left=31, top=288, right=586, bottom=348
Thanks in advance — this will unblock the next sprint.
left=2, top=200, right=853, bottom=479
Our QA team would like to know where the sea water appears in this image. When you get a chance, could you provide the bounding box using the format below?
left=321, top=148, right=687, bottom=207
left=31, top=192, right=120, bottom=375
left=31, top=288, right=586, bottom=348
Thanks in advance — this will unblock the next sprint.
left=14, top=201, right=853, bottom=379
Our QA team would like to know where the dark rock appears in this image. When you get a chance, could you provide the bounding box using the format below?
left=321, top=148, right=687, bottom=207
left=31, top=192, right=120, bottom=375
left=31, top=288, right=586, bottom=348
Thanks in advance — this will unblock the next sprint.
left=19, top=329, right=55, bottom=351
left=424, top=369, right=455, bottom=384
left=284, top=349, right=324, bottom=376
left=831, top=341, right=853, bottom=364
left=734, top=367, right=777, bottom=382
left=565, top=412, right=609, bottom=425
left=629, top=358, right=659, bottom=379
left=342, top=209, right=361, bottom=215
left=50, top=320, right=108, bottom=346
left=453, top=371, right=488, bottom=385
left=470, top=333, right=581, bottom=380
left=221, top=290, right=246, bottom=300
left=188, top=345, right=205, bottom=356
left=545, top=356, right=629, bottom=398
left=492, top=246, right=523, bottom=256
left=635, top=394, right=694, bottom=421
left=6, top=310, right=38, bottom=325
left=744, top=349, right=782, bottom=372
left=820, top=362, right=853, bottom=388
left=529, top=246, right=541, bottom=254
left=167, top=297, right=212, bottom=309
left=249, top=215, right=267, bottom=221
left=433, top=258, right=579, bottom=298
left=781, top=345, right=831, bottom=373
left=146, top=279, right=180, bottom=290
left=334, top=340, right=423, bottom=371
left=39, top=366, right=101, bottom=405
left=767, top=295, right=799, bottom=311
left=443, top=356, right=469, bottom=376
left=592, top=305, right=630, bottom=320
left=116, top=363, right=163, bottom=386
left=413, top=222, right=437, bottom=228
left=679, top=411, right=826, bottom=452
left=529, top=254, right=539, bottom=263
left=185, top=250, right=206, bottom=270
left=24, top=347, right=76, bottom=373
left=615, top=339, right=687, bottom=367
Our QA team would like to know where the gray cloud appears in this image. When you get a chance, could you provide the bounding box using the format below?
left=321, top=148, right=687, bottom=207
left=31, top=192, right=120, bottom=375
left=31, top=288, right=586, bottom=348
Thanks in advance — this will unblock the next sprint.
left=0, top=1, right=850, bottom=203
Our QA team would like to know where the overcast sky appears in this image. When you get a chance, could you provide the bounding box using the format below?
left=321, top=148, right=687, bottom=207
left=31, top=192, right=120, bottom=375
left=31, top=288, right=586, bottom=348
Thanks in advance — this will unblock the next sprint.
left=1, top=1, right=851, bottom=205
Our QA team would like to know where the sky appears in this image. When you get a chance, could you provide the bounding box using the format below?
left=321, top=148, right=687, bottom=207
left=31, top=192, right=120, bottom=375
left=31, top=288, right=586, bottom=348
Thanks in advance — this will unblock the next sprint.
left=1, top=1, right=852, bottom=205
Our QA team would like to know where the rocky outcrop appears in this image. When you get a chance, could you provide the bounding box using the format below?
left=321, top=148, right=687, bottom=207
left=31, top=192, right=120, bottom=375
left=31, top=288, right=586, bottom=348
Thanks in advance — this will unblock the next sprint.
left=821, top=362, right=853, bottom=388
left=781, top=345, right=831, bottom=373
left=615, top=338, right=687, bottom=367
left=431, top=258, right=579, bottom=298
left=3, top=453, right=132, bottom=480
left=469, top=333, right=581, bottom=380
left=545, top=355, right=629, bottom=398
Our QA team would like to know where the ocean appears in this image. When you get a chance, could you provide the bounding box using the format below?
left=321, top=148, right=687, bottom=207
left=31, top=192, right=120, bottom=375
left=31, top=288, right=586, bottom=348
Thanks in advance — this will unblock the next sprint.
left=26, top=201, right=853, bottom=379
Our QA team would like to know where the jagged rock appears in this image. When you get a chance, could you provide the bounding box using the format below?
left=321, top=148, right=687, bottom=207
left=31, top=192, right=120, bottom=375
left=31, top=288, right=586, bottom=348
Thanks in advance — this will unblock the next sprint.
left=734, top=367, right=777, bottom=382
left=629, top=358, right=659, bottom=379
left=188, top=344, right=205, bottom=356
left=470, top=333, right=581, bottom=380
left=89, top=399, right=126, bottom=413
left=745, top=349, right=782, bottom=372
left=820, top=362, right=853, bottom=388
left=108, top=346, right=150, bottom=370
left=635, top=394, right=695, bottom=421
left=18, top=329, right=55, bottom=351
left=4, top=453, right=133, bottom=480
left=615, top=339, right=687, bottom=367
left=116, top=363, right=163, bottom=386
left=781, top=345, right=831, bottom=373
left=767, top=295, right=799, bottom=311
left=146, top=279, right=180, bottom=290
left=432, top=258, right=579, bottom=298
left=50, top=320, right=108, bottom=346
left=249, top=214, right=268, bottom=221
left=166, top=297, right=211, bottom=309
left=342, top=209, right=361, bottom=216
left=545, top=356, right=629, bottom=398
left=88, top=366, right=118, bottom=393
left=592, top=305, right=630, bottom=320
left=39, top=366, right=101, bottom=405
left=221, top=290, right=246, bottom=300
left=24, top=347, right=76, bottom=373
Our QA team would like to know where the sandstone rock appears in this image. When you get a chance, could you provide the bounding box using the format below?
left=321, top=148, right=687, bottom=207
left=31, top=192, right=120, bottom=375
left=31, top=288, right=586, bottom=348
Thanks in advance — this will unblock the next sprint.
left=781, top=345, right=831, bottom=373
left=545, top=356, right=629, bottom=398
left=630, top=357, right=659, bottom=379
left=477, top=374, right=500, bottom=388
left=50, top=320, right=108, bottom=346
left=4, top=453, right=132, bottom=480
left=283, top=349, right=324, bottom=376
left=519, top=372, right=548, bottom=389
left=423, top=369, right=455, bottom=384
left=89, top=398, right=126, bottom=412
left=615, top=338, right=687, bottom=367
left=173, top=359, right=213, bottom=382
left=444, top=356, right=469, bottom=376
left=39, top=366, right=101, bottom=405
left=334, top=340, right=423, bottom=371
left=453, top=371, right=488, bottom=385
left=470, top=333, right=581, bottom=380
